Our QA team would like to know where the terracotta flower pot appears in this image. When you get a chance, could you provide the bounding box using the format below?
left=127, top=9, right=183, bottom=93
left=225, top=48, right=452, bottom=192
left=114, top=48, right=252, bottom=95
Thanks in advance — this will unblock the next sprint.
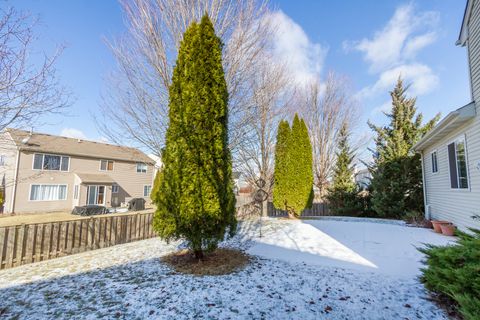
left=431, top=220, right=449, bottom=233
left=440, top=223, right=456, bottom=236
left=423, top=220, right=433, bottom=229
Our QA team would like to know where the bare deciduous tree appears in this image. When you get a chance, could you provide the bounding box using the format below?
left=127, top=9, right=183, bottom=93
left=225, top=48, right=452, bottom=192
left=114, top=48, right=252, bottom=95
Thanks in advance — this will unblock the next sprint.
left=301, top=72, right=357, bottom=199
left=0, top=7, right=69, bottom=132
left=234, top=54, right=292, bottom=195
left=98, top=0, right=271, bottom=156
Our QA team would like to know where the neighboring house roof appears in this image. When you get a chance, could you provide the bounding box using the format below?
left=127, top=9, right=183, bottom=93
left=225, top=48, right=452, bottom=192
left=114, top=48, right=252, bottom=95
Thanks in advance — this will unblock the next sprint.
left=5, top=128, right=153, bottom=164
left=75, top=173, right=115, bottom=184
left=413, top=102, right=476, bottom=151
left=457, top=0, right=474, bottom=46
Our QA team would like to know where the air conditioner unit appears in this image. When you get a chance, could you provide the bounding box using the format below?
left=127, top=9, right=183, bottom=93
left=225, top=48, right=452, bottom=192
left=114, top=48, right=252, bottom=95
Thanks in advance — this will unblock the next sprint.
left=425, top=205, right=432, bottom=220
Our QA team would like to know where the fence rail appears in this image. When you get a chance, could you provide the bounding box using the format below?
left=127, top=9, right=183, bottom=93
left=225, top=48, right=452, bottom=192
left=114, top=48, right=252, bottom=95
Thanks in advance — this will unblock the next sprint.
left=0, top=212, right=156, bottom=270
left=267, top=202, right=329, bottom=217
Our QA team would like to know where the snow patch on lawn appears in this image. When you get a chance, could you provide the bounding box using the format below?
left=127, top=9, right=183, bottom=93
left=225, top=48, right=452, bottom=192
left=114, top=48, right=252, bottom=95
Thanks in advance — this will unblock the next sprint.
left=248, top=218, right=454, bottom=277
left=0, top=218, right=451, bottom=319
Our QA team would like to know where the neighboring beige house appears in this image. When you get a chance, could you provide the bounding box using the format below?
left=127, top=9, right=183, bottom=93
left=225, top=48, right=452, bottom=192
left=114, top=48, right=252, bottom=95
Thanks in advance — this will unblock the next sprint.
left=0, top=129, right=155, bottom=214
left=414, top=0, right=480, bottom=231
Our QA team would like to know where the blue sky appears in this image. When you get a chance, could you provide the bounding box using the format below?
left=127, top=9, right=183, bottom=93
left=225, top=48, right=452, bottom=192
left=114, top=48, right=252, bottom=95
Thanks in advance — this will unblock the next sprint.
left=9, top=0, right=470, bottom=145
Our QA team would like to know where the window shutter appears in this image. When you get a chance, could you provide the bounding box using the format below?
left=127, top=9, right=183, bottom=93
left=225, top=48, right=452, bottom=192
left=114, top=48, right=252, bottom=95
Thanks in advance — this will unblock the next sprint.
left=448, top=143, right=458, bottom=188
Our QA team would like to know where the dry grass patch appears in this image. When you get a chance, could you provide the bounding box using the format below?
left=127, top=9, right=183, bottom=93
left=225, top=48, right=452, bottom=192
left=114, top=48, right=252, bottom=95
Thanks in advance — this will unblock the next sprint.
left=162, top=248, right=251, bottom=276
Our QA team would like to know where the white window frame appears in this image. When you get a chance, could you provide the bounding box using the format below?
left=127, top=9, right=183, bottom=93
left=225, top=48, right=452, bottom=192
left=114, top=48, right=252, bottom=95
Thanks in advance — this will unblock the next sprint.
left=430, top=150, right=438, bottom=174
left=447, top=134, right=470, bottom=191
left=143, top=185, right=152, bottom=197
left=86, top=185, right=106, bottom=205
left=29, top=184, right=68, bottom=202
left=32, top=153, right=70, bottom=172
left=112, top=184, right=119, bottom=193
left=99, top=159, right=114, bottom=171
left=73, top=185, right=79, bottom=200
left=136, top=162, right=147, bottom=173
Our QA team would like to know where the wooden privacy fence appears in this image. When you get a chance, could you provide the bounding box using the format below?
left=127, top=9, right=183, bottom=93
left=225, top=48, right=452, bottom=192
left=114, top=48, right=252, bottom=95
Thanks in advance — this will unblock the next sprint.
left=0, top=211, right=156, bottom=270
left=267, top=202, right=330, bottom=217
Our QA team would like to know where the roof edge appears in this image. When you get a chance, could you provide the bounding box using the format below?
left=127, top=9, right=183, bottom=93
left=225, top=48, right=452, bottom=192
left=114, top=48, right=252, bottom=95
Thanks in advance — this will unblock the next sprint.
left=457, top=0, right=473, bottom=46
left=414, top=102, right=476, bottom=151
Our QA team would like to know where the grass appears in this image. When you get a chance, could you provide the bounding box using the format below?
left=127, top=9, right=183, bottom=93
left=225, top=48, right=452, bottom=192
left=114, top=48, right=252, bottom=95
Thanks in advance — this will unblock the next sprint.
left=162, top=248, right=251, bottom=276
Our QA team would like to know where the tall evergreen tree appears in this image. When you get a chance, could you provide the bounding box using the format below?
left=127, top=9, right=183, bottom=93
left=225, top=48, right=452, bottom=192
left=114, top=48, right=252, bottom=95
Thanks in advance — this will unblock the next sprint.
left=152, top=15, right=236, bottom=259
left=326, top=123, right=359, bottom=215
left=273, top=114, right=313, bottom=217
left=368, top=78, right=439, bottom=218
left=272, top=120, right=291, bottom=211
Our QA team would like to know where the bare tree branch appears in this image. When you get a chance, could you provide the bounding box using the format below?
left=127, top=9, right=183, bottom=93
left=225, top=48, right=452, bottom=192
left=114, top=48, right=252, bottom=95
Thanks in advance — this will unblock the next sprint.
left=98, top=0, right=271, bottom=156
left=0, top=6, right=70, bottom=132
left=300, top=72, right=358, bottom=199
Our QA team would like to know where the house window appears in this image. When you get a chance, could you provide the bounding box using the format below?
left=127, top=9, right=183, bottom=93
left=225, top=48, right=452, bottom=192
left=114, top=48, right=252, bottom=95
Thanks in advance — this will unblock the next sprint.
left=431, top=151, right=438, bottom=173
left=448, top=136, right=469, bottom=189
left=100, top=160, right=114, bottom=171
left=30, top=184, right=67, bottom=201
left=112, top=184, right=119, bottom=193
left=137, top=162, right=147, bottom=173
left=144, top=185, right=152, bottom=197
left=73, top=185, right=79, bottom=200
left=33, top=153, right=69, bottom=171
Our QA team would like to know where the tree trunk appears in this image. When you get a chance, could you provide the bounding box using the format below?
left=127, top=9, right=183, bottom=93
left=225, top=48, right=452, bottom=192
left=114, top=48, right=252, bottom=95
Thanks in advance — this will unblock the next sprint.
left=194, top=249, right=204, bottom=260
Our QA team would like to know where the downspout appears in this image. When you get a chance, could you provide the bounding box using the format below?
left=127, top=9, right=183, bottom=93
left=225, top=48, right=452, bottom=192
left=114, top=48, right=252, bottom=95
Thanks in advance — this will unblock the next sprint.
left=10, top=148, right=20, bottom=214
left=420, top=151, right=429, bottom=219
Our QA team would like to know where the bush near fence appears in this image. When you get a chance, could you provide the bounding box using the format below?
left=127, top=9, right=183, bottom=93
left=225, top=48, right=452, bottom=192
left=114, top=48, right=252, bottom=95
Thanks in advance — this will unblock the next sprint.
left=0, top=211, right=155, bottom=270
left=267, top=202, right=330, bottom=217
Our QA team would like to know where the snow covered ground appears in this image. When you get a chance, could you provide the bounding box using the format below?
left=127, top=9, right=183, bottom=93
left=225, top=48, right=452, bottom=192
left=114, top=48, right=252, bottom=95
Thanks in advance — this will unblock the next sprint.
left=0, top=218, right=454, bottom=319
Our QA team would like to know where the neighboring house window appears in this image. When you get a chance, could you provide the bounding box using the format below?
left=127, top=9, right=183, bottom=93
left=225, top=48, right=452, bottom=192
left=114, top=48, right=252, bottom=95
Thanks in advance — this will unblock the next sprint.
left=100, top=159, right=114, bottom=171
left=33, top=153, right=69, bottom=171
left=431, top=151, right=438, bottom=173
left=144, top=185, right=152, bottom=197
left=112, top=184, right=119, bottom=193
left=0, top=155, right=5, bottom=166
left=30, top=184, right=67, bottom=201
left=137, top=162, right=147, bottom=173
left=73, top=185, right=79, bottom=200
left=448, top=136, right=469, bottom=189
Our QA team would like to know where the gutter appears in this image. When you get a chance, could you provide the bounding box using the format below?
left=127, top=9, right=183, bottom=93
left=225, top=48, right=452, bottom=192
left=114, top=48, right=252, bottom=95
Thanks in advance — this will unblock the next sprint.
left=10, top=148, right=20, bottom=213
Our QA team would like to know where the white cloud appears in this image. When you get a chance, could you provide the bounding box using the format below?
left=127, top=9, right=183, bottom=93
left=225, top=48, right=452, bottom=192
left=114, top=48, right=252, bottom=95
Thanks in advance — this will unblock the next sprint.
left=60, top=128, right=87, bottom=140
left=346, top=3, right=439, bottom=99
left=266, top=10, right=328, bottom=84
left=359, top=63, right=439, bottom=99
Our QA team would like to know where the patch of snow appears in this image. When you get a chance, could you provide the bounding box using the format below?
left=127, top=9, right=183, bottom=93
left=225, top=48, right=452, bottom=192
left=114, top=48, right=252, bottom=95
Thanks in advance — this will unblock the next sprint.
left=0, top=218, right=450, bottom=319
left=248, top=218, right=454, bottom=277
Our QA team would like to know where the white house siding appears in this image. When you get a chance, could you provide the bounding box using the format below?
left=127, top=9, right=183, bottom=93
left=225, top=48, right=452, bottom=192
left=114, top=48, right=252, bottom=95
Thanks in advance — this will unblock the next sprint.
left=420, top=0, right=480, bottom=231
left=469, top=0, right=480, bottom=103
left=422, top=117, right=480, bottom=231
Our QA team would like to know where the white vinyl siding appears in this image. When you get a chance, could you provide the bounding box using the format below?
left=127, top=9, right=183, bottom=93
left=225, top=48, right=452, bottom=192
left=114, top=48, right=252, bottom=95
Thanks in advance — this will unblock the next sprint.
left=30, top=184, right=67, bottom=201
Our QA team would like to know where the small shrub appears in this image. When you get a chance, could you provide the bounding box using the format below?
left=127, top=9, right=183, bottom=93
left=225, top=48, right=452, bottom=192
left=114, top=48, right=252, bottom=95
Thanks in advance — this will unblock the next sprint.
left=419, top=229, right=480, bottom=319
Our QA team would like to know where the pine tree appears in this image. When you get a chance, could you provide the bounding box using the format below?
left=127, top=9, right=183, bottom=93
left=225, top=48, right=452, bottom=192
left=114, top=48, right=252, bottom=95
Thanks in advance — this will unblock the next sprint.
left=152, top=15, right=236, bottom=259
left=326, top=123, right=359, bottom=215
left=368, top=78, right=439, bottom=218
left=273, top=114, right=313, bottom=217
